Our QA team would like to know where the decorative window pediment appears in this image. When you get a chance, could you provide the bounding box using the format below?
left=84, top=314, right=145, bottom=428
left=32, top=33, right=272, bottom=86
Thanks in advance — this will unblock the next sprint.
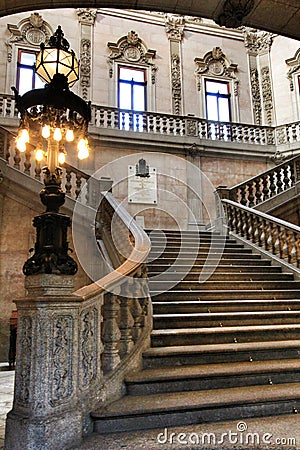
left=6, top=13, right=53, bottom=62
left=194, top=47, right=238, bottom=92
left=107, top=31, right=157, bottom=83
left=286, top=49, right=300, bottom=91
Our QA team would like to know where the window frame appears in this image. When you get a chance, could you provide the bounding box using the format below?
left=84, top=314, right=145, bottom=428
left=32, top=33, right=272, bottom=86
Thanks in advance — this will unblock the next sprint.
left=16, top=48, right=43, bottom=95
left=118, top=65, right=147, bottom=112
left=205, top=79, right=232, bottom=122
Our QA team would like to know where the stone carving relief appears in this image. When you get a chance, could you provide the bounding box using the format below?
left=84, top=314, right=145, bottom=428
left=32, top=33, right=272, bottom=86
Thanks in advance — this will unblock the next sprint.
left=6, top=13, right=52, bottom=62
left=76, top=8, right=97, bottom=25
left=50, top=316, right=73, bottom=405
left=80, top=39, right=91, bottom=100
left=164, top=14, right=185, bottom=42
left=243, top=28, right=274, bottom=55
left=15, top=316, right=32, bottom=406
left=195, top=47, right=239, bottom=94
left=107, top=31, right=157, bottom=83
left=250, top=67, right=262, bottom=125
left=171, top=54, right=182, bottom=115
left=80, top=308, right=98, bottom=389
left=216, top=0, right=254, bottom=28
left=261, top=66, right=274, bottom=126
left=286, top=49, right=300, bottom=91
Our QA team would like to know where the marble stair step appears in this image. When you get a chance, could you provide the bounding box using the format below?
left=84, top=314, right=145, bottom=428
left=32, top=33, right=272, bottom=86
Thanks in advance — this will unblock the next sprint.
left=92, top=382, right=300, bottom=433
left=125, top=358, right=300, bottom=395
left=151, top=289, right=300, bottom=301
left=143, top=340, right=300, bottom=367
left=148, top=272, right=291, bottom=281
left=151, top=323, right=300, bottom=346
left=153, top=310, right=300, bottom=329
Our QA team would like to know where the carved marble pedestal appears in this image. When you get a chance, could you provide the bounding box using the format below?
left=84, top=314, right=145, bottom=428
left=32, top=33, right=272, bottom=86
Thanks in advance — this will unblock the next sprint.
left=5, top=274, right=102, bottom=450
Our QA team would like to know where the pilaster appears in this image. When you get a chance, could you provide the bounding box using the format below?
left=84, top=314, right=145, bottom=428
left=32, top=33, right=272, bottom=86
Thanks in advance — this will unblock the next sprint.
left=164, top=14, right=185, bottom=115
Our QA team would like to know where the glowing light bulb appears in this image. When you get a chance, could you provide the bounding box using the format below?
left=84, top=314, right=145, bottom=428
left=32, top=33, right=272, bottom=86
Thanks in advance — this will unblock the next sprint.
left=77, top=138, right=89, bottom=160
left=53, top=127, right=62, bottom=142
left=16, top=138, right=26, bottom=152
left=20, top=128, right=29, bottom=143
left=35, top=148, right=44, bottom=162
left=78, top=147, right=89, bottom=160
left=65, top=129, right=74, bottom=142
left=42, top=124, right=51, bottom=139
left=58, top=152, right=66, bottom=165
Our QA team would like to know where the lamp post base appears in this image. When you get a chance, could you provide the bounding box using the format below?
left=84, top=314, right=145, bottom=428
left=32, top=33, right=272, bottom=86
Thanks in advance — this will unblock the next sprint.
left=23, top=211, right=78, bottom=276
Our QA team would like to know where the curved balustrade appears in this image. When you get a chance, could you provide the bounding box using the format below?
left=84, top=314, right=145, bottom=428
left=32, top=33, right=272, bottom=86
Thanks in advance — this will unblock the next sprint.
left=223, top=199, right=300, bottom=268
left=228, top=155, right=300, bottom=207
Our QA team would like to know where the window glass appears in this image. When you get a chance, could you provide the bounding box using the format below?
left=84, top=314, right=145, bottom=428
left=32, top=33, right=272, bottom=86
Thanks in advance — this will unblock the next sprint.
left=118, top=66, right=147, bottom=131
left=205, top=79, right=231, bottom=122
left=17, top=49, right=44, bottom=95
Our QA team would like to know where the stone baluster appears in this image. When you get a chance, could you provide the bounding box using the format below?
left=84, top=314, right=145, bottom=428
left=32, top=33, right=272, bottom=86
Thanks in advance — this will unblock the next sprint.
left=113, top=109, right=119, bottom=129
left=102, top=292, right=121, bottom=373
left=276, top=167, right=283, bottom=193
left=249, top=127, right=255, bottom=143
left=169, top=116, right=175, bottom=135
left=239, top=184, right=248, bottom=206
left=118, top=281, right=135, bottom=358
left=14, top=148, right=21, bottom=170
left=162, top=115, right=168, bottom=134
left=200, top=120, right=207, bottom=139
left=175, top=117, right=181, bottom=135
left=262, top=174, right=270, bottom=200
left=155, top=115, right=161, bottom=133
left=99, top=107, right=105, bottom=127
left=75, top=173, right=82, bottom=199
left=219, top=123, right=224, bottom=140
left=121, top=111, right=126, bottom=130
left=282, top=164, right=291, bottom=190
left=65, top=167, right=72, bottom=195
left=292, top=124, right=297, bottom=142
left=149, top=114, right=154, bottom=133
left=254, top=178, right=261, bottom=204
left=269, top=170, right=277, bottom=198
left=142, top=112, right=147, bottom=132
left=244, top=126, right=249, bottom=143
left=107, top=109, right=112, bottom=128
left=248, top=182, right=255, bottom=207
left=24, top=149, right=31, bottom=175
left=35, top=161, right=42, bottom=180
left=6, top=96, right=12, bottom=117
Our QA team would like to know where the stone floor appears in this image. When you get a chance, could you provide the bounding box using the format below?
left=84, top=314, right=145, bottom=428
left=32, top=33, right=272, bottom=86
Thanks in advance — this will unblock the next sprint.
left=0, top=364, right=14, bottom=450
left=1, top=363, right=300, bottom=450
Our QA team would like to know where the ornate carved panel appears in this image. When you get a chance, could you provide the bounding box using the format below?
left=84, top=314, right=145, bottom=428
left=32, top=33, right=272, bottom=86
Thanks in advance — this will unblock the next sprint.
left=195, top=47, right=239, bottom=93
left=243, top=28, right=274, bottom=55
left=107, top=31, right=157, bottom=83
left=50, top=315, right=73, bottom=405
left=261, top=66, right=274, bottom=126
left=79, top=307, right=98, bottom=389
left=165, top=14, right=185, bottom=42
left=250, top=67, right=262, bottom=125
left=171, top=53, right=182, bottom=115
left=80, top=39, right=91, bottom=100
left=15, top=316, right=32, bottom=406
left=76, top=8, right=97, bottom=25
left=6, top=13, right=52, bottom=62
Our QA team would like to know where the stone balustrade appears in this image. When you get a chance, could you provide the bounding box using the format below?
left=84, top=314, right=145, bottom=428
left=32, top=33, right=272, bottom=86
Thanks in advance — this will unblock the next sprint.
left=228, top=155, right=300, bottom=207
left=2, top=92, right=300, bottom=147
left=223, top=199, right=300, bottom=268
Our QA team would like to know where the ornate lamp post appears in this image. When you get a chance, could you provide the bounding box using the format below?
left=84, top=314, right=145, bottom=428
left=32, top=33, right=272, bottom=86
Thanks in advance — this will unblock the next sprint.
left=12, top=26, right=91, bottom=276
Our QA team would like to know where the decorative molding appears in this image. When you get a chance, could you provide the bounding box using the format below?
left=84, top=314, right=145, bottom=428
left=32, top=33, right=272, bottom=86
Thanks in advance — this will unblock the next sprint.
left=80, top=39, right=91, bottom=100
left=171, top=53, right=182, bottom=115
left=216, top=0, right=255, bottom=28
left=6, top=13, right=52, bottom=62
left=107, top=31, right=157, bottom=83
left=80, top=308, right=98, bottom=389
left=250, top=67, right=262, bottom=125
left=50, top=316, right=73, bottom=404
left=286, top=48, right=300, bottom=91
left=186, top=143, right=201, bottom=158
left=243, top=28, right=274, bottom=55
left=76, top=8, right=97, bottom=25
left=15, top=316, right=32, bottom=406
left=261, top=66, right=274, bottom=126
left=195, top=47, right=239, bottom=93
left=164, top=14, right=185, bottom=42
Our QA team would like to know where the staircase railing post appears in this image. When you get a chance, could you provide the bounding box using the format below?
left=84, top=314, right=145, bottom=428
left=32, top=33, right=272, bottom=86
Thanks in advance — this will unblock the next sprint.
left=215, top=185, right=230, bottom=234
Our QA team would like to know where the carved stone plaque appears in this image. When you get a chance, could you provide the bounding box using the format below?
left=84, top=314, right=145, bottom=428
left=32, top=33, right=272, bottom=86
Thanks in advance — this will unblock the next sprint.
left=128, top=165, right=157, bottom=204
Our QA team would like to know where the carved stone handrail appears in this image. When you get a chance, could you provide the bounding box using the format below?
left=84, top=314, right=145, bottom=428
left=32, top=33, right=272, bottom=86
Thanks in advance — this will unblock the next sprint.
left=225, top=154, right=300, bottom=207
left=222, top=198, right=300, bottom=268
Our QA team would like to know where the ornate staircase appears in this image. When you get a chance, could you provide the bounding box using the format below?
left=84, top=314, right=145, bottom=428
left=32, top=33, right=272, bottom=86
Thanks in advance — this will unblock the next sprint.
left=91, top=229, right=300, bottom=433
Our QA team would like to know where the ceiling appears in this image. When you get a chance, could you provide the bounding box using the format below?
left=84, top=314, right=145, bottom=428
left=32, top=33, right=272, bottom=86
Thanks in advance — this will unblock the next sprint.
left=0, top=0, right=299, bottom=41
